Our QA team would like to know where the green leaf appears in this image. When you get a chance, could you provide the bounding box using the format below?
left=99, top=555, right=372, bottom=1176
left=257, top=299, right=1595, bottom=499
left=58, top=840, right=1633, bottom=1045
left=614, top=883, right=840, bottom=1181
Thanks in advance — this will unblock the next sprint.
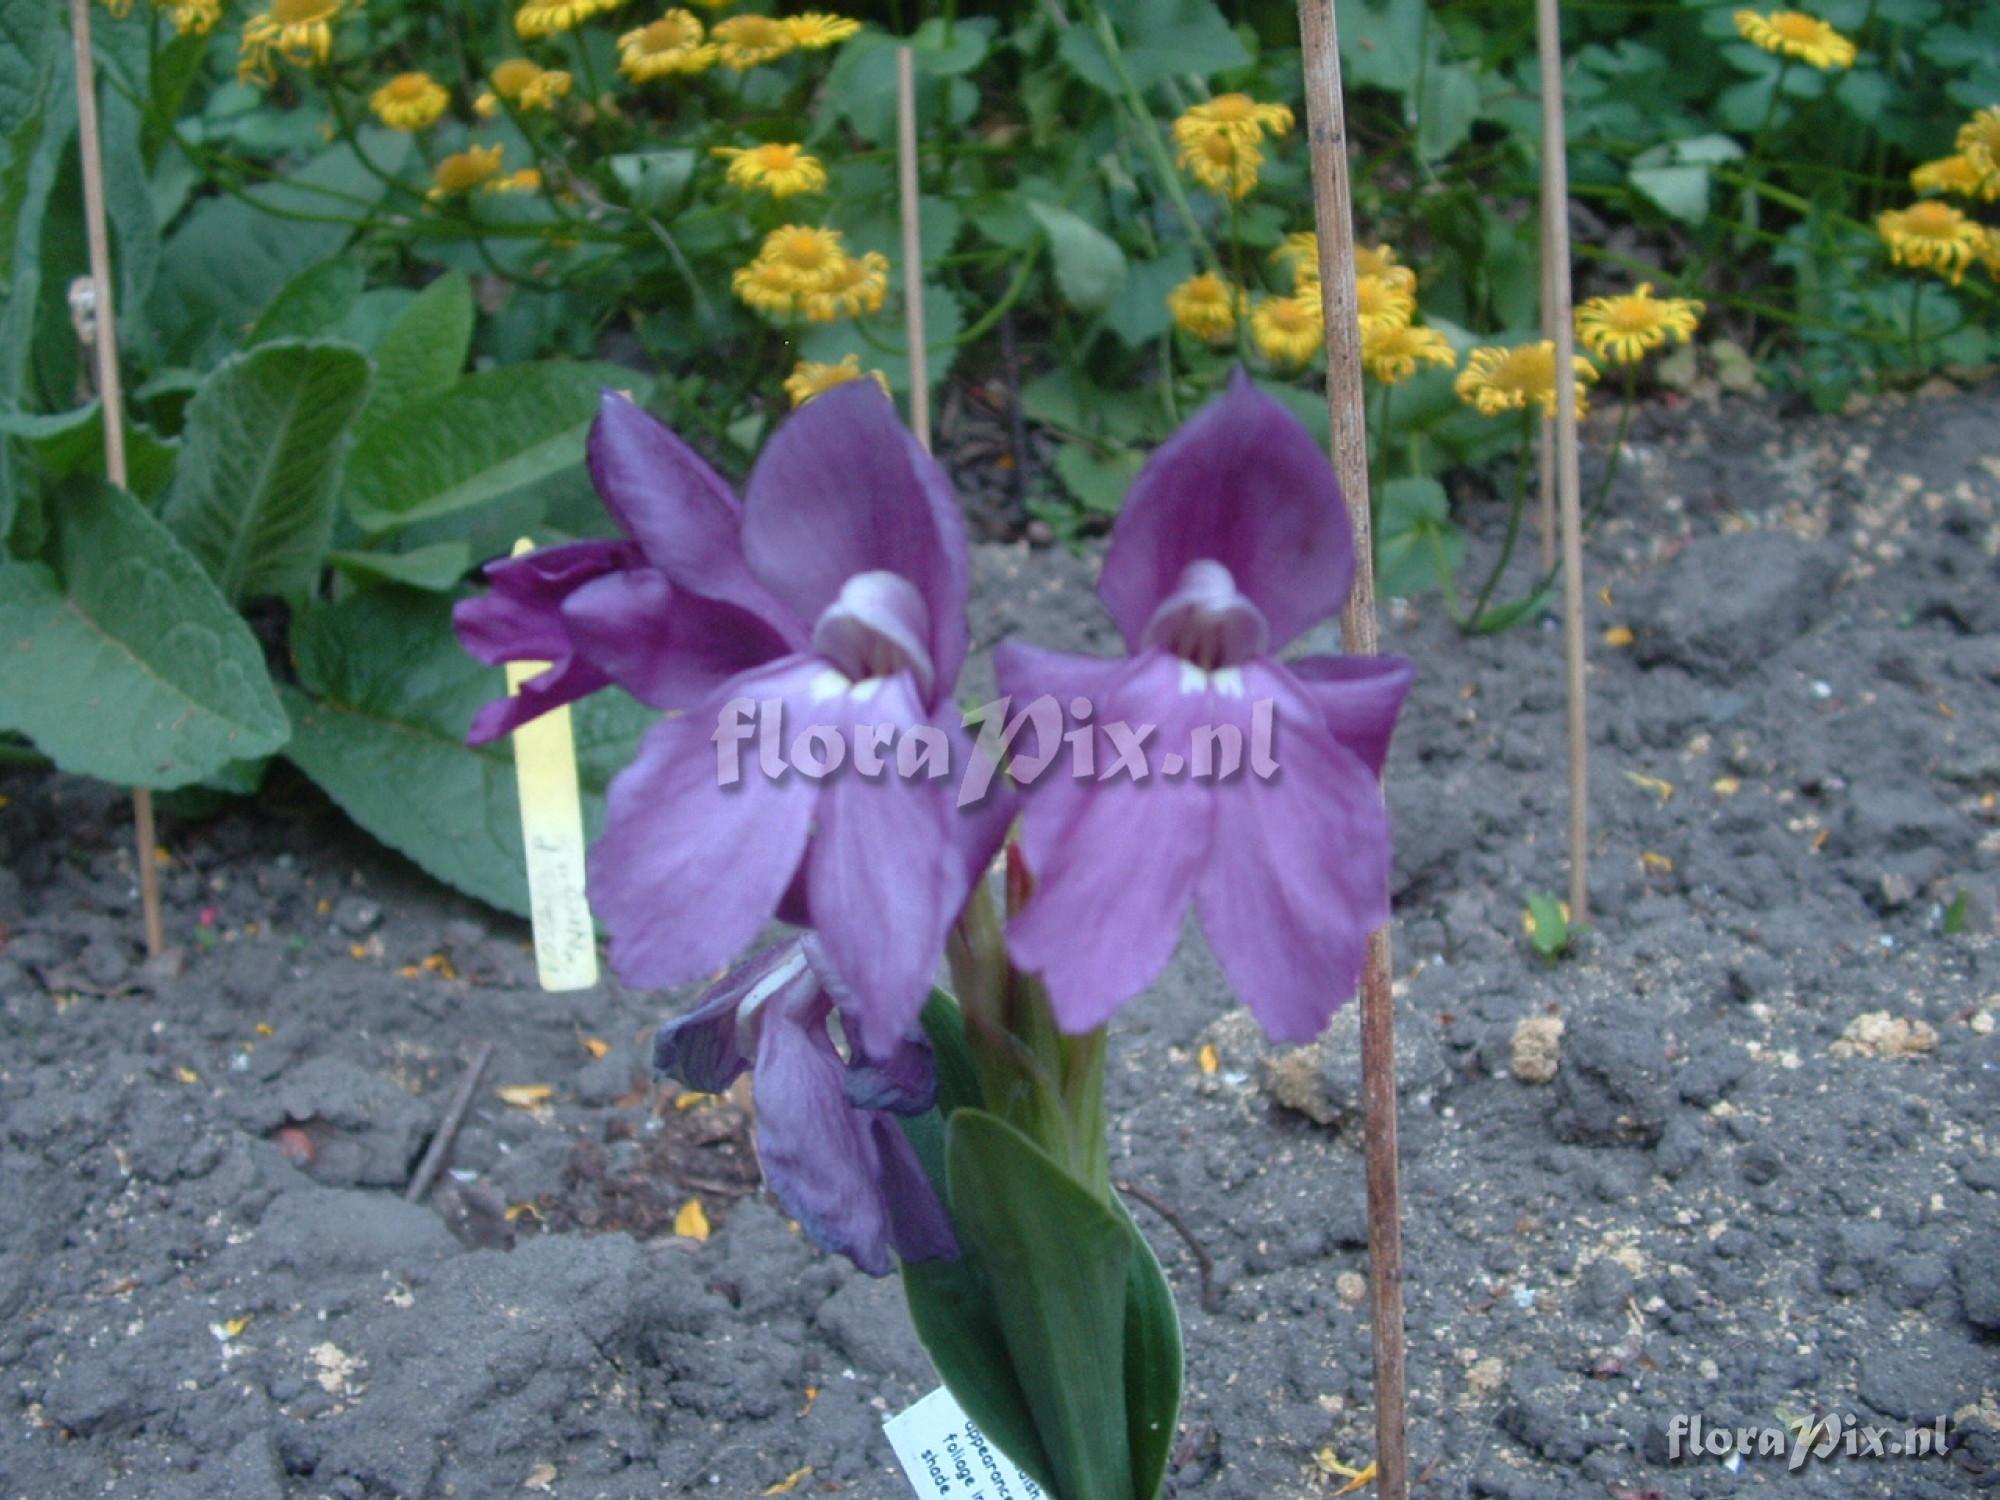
left=147, top=134, right=412, bottom=366
left=280, top=589, right=653, bottom=916
left=0, top=401, right=179, bottom=499
left=1105, top=244, right=1196, bottom=349
left=947, top=1109, right=1135, bottom=1500
left=328, top=541, right=472, bottom=592
left=1114, top=1193, right=1183, bottom=1500
left=1417, top=64, right=1481, bottom=160
left=163, top=340, right=372, bottom=606
left=1524, top=891, right=1571, bottom=957
left=0, top=479, right=287, bottom=788
left=609, top=148, right=695, bottom=215
left=1376, top=476, right=1464, bottom=599
left=359, top=271, right=474, bottom=437
left=1057, top=0, right=1248, bottom=93
left=343, top=362, right=628, bottom=534
left=1054, top=442, right=1143, bottom=516
left=1629, top=164, right=1712, bottom=226
left=249, top=259, right=367, bottom=345
left=1338, top=0, right=1426, bottom=91
left=1027, top=200, right=1126, bottom=314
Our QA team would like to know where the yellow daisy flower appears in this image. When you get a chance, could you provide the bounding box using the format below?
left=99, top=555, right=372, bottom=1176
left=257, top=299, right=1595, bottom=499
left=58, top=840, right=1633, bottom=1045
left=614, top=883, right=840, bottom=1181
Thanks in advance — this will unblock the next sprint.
left=785, top=12, right=861, bottom=48
left=1455, top=341, right=1598, bottom=419
left=618, top=11, right=718, bottom=78
left=1174, top=93, right=1294, bottom=149
left=1877, top=200, right=1987, bottom=285
left=1361, top=323, right=1457, bottom=385
left=734, top=258, right=810, bottom=318
left=802, top=251, right=890, bottom=321
left=1983, top=226, right=2000, bottom=281
left=516, top=0, right=624, bottom=38
left=237, top=0, right=345, bottom=85
left=1176, top=130, right=1263, bottom=201
left=477, top=58, right=573, bottom=117
left=1355, top=273, right=1415, bottom=335
left=161, top=0, right=223, bottom=35
left=1573, top=283, right=1704, bottom=366
left=370, top=72, right=450, bottom=131
left=428, top=144, right=506, bottom=200
left=1166, top=272, right=1245, bottom=344
left=784, top=354, right=889, bottom=407
left=1250, top=293, right=1324, bottom=367
left=1353, top=243, right=1413, bottom=286
left=1957, top=106, right=2000, bottom=183
left=1910, top=153, right=1996, bottom=202
left=712, top=142, right=827, bottom=198
left=1732, top=9, right=1856, bottom=69
left=712, top=14, right=796, bottom=70
left=758, top=224, right=847, bottom=282
left=1271, top=231, right=1320, bottom=286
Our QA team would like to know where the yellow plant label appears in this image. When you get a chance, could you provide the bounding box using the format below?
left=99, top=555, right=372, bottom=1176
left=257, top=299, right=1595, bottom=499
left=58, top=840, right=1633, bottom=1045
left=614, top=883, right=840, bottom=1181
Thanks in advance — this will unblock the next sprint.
left=504, top=538, right=599, bottom=993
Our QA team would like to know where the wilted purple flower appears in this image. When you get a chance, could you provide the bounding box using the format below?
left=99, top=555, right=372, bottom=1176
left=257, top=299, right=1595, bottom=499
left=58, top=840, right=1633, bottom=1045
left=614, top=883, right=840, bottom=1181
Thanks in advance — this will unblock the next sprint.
left=572, top=383, right=996, bottom=1058
left=995, top=374, right=1412, bottom=1043
left=654, top=936, right=956, bottom=1275
left=452, top=391, right=803, bottom=744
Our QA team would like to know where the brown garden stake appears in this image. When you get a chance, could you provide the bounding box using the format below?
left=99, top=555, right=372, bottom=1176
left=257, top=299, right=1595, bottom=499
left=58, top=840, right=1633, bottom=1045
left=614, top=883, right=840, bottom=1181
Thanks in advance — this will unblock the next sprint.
left=1536, top=0, right=1593, bottom=923
left=896, top=46, right=931, bottom=451
left=69, top=0, right=165, bottom=961
left=1297, top=3, right=1409, bottom=1495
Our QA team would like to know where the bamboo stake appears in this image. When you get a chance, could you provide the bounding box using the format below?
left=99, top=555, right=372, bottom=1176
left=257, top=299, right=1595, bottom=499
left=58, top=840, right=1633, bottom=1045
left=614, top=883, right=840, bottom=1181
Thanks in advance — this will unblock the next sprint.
left=1536, top=0, right=1592, bottom=923
left=896, top=46, right=931, bottom=451
left=1537, top=248, right=1558, bottom=574
left=69, top=0, right=164, bottom=961
left=1297, top=5, right=1408, bottom=1496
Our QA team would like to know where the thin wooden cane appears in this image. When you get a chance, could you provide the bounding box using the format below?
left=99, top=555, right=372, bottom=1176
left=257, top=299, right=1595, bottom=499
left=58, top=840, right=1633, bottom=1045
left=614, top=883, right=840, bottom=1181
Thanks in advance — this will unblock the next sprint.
left=69, top=0, right=164, bottom=960
left=1537, top=248, right=1558, bottom=574
left=896, top=47, right=930, bottom=451
left=1535, top=0, right=1592, bottom=923
left=1297, top=4, right=1409, bottom=1496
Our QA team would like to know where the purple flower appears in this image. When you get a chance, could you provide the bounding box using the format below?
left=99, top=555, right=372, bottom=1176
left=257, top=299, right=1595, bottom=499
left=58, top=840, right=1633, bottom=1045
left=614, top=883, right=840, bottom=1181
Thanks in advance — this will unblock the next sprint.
left=654, top=937, right=957, bottom=1276
left=580, top=382, right=998, bottom=1058
left=994, top=374, right=1412, bottom=1043
left=452, top=391, right=804, bottom=744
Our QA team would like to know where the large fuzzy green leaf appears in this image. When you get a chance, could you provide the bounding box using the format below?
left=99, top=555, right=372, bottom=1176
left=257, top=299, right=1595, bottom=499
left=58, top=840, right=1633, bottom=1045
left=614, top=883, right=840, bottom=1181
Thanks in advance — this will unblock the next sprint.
left=1057, top=0, right=1248, bottom=93
left=0, top=401, right=179, bottom=499
left=343, top=362, right=629, bottom=535
left=357, top=271, right=473, bottom=439
left=162, top=340, right=372, bottom=605
left=1027, top=201, right=1127, bottom=315
left=280, top=589, right=651, bottom=915
left=0, top=480, right=287, bottom=787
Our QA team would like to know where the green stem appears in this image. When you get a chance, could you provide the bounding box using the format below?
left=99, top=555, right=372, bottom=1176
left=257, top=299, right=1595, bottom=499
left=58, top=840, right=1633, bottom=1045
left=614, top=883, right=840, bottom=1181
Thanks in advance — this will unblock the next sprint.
left=1465, top=411, right=1537, bottom=628
left=1587, top=363, right=1637, bottom=521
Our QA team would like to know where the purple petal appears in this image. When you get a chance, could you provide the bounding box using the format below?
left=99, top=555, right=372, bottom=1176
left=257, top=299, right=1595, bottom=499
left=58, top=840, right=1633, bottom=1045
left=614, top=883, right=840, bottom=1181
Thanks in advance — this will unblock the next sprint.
left=1098, top=372, right=1353, bottom=655
left=586, top=392, right=804, bottom=644
left=1004, top=652, right=1215, bottom=1032
left=563, top=570, right=792, bottom=709
left=1282, top=654, right=1415, bottom=778
left=741, top=381, right=969, bottom=704
left=752, top=999, right=899, bottom=1275
left=842, top=1031, right=938, bottom=1116
left=1192, top=663, right=1391, bottom=1043
left=588, top=662, right=820, bottom=991
left=466, top=656, right=611, bottom=745
left=453, top=540, right=636, bottom=665
left=870, top=1114, right=959, bottom=1264
left=653, top=940, right=817, bottom=1093
left=802, top=678, right=958, bottom=1059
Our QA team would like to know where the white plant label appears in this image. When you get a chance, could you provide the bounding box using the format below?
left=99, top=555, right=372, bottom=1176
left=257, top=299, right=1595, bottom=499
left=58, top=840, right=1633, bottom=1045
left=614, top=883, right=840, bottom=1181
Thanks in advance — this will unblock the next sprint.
left=885, top=1386, right=1046, bottom=1499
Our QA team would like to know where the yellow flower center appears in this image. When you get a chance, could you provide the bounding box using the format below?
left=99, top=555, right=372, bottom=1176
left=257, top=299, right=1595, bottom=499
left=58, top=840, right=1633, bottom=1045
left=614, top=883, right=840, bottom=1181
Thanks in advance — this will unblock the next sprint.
left=272, top=0, right=336, bottom=23
left=492, top=57, right=542, bottom=93
left=1603, top=298, right=1661, bottom=332
left=774, top=228, right=837, bottom=270
left=723, top=15, right=785, bottom=46
left=1266, top=299, right=1312, bottom=332
left=751, top=143, right=802, bottom=169
left=384, top=72, right=432, bottom=100
left=1771, top=12, right=1822, bottom=42
left=1902, top=201, right=1961, bottom=238
left=637, top=14, right=701, bottom=50
left=1204, top=94, right=1255, bottom=122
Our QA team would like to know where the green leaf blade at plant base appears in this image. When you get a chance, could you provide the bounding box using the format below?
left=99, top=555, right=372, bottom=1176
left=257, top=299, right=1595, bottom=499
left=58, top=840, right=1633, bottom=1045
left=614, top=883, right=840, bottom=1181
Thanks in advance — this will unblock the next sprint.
left=163, top=340, right=372, bottom=607
left=343, top=362, right=637, bottom=535
left=358, top=271, right=474, bottom=439
left=280, top=589, right=651, bottom=916
left=946, top=1108, right=1135, bottom=1500
left=0, top=481, right=288, bottom=788
left=1114, top=1194, right=1184, bottom=1500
